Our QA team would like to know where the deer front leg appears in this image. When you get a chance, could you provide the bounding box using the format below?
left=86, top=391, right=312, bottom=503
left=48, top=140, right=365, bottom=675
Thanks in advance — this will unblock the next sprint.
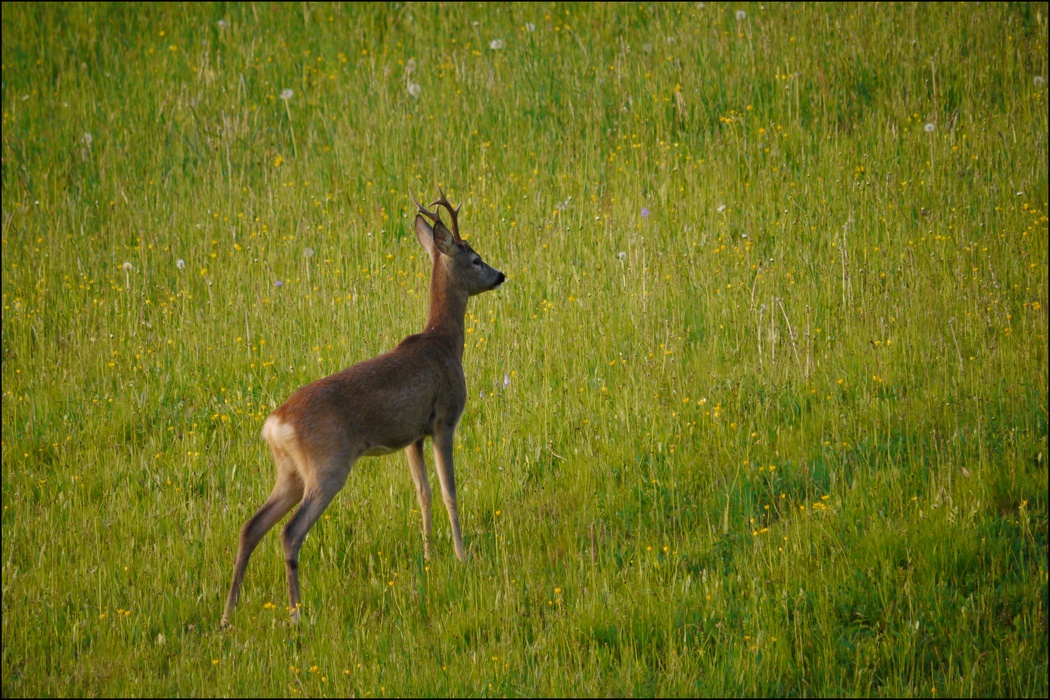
left=406, top=438, right=434, bottom=561
left=431, top=427, right=467, bottom=562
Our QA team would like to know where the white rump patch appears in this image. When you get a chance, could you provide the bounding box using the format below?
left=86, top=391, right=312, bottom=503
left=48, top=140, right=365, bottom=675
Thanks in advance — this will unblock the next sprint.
left=262, top=415, right=297, bottom=448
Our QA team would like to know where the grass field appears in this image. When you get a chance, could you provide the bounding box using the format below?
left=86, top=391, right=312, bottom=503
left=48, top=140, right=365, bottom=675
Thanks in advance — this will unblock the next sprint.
left=2, top=2, right=1047, bottom=696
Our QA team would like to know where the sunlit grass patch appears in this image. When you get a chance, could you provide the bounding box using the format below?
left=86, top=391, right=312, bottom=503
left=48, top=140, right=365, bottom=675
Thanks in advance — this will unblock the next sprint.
left=2, top=2, right=1047, bottom=696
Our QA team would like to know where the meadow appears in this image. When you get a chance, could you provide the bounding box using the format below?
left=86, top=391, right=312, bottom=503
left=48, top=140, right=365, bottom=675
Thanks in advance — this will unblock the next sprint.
left=2, top=2, right=1047, bottom=696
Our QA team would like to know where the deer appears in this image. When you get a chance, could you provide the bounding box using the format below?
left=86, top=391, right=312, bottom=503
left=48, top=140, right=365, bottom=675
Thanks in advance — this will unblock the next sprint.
left=220, top=187, right=505, bottom=628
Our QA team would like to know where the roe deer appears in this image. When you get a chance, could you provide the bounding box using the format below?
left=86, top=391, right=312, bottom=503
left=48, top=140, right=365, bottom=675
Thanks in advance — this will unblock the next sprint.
left=221, top=188, right=505, bottom=627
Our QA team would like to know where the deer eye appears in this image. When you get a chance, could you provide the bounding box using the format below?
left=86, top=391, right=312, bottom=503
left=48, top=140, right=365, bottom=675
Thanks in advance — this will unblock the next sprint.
left=472, top=258, right=482, bottom=266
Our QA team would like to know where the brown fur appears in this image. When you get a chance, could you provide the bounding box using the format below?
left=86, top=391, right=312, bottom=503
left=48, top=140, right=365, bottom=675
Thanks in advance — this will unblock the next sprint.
left=220, top=196, right=504, bottom=627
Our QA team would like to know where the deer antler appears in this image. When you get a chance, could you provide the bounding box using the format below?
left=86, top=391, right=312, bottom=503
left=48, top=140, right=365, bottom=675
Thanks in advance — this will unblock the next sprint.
left=429, top=185, right=462, bottom=241
left=409, top=189, right=441, bottom=224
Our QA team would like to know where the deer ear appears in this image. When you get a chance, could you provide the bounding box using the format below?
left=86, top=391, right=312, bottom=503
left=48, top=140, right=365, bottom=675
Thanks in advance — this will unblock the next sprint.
left=414, top=215, right=436, bottom=258
left=431, top=220, right=459, bottom=257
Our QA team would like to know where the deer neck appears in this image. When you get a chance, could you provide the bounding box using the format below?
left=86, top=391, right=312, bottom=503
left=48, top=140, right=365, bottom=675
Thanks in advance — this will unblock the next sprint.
left=424, top=261, right=469, bottom=360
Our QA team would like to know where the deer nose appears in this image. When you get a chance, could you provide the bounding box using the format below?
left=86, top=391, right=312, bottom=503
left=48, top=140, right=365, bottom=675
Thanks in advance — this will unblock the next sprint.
left=494, top=271, right=506, bottom=288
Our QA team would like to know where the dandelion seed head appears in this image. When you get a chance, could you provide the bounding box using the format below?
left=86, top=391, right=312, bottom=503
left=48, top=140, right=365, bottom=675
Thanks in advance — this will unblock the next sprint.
left=217, top=19, right=228, bottom=30
left=924, top=122, right=935, bottom=133
left=280, top=88, right=294, bottom=101
left=122, top=261, right=133, bottom=271
left=736, top=10, right=747, bottom=21
left=303, top=247, right=314, bottom=259
left=617, top=251, right=627, bottom=261
left=489, top=39, right=504, bottom=50
left=1034, top=75, right=1045, bottom=88
left=176, top=258, right=185, bottom=269
left=407, top=82, right=422, bottom=99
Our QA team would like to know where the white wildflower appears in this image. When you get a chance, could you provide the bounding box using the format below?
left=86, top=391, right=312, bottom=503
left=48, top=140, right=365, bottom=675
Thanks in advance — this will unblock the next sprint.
left=489, top=39, right=504, bottom=50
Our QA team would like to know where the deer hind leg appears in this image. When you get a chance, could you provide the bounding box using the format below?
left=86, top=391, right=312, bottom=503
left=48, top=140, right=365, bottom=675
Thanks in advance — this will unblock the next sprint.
left=280, top=465, right=351, bottom=622
left=431, top=427, right=467, bottom=563
left=406, top=438, right=434, bottom=561
left=221, top=454, right=303, bottom=628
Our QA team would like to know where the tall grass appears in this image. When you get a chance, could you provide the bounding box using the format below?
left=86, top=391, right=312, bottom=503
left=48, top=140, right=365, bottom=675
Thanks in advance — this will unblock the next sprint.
left=2, top=2, right=1047, bottom=696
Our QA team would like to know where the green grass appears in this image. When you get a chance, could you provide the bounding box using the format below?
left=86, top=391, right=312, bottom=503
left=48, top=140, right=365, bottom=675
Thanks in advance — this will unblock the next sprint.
left=2, top=2, right=1047, bottom=696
